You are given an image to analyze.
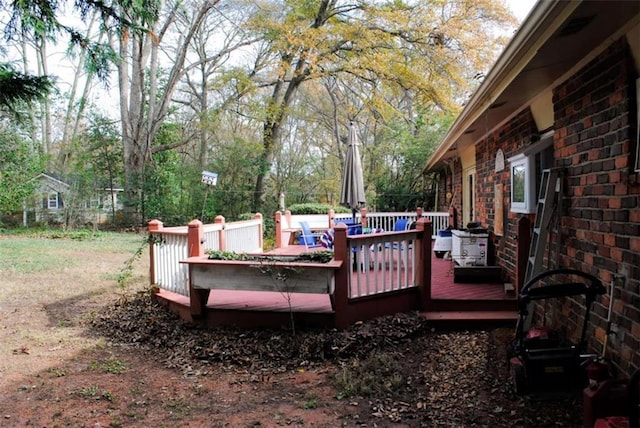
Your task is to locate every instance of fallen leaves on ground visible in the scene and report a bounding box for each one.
[90,291,584,426]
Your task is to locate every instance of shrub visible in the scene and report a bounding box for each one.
[287,203,350,215]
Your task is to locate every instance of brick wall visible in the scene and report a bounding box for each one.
[475,110,538,282]
[552,39,639,378]
[443,38,639,377]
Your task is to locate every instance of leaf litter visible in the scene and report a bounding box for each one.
[89,290,584,426]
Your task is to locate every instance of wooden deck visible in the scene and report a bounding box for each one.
[156,245,518,326]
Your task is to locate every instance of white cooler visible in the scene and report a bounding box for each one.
[451,230,488,266]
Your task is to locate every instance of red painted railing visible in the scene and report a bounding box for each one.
[179,218,433,329]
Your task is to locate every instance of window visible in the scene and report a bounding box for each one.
[508,131,554,214]
[47,192,59,209]
[508,154,535,213]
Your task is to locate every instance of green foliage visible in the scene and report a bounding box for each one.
[206,250,251,261]
[142,149,184,224]
[373,109,453,212]
[287,203,350,215]
[208,136,263,221]
[0,131,43,215]
[4,0,160,83]
[91,358,127,374]
[0,63,53,116]
[117,237,148,293]
[296,251,333,264]
[56,115,125,228]
[206,249,333,264]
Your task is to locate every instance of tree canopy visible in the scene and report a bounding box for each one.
[0,0,517,227]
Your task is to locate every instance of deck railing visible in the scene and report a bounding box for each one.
[347,230,418,299]
[177,219,432,329]
[276,208,449,248]
[148,214,263,296]
[148,210,437,302]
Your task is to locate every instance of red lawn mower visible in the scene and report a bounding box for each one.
[509,268,606,399]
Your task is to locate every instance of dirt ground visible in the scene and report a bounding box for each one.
[0,233,584,427]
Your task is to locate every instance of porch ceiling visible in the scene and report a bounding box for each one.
[426,0,640,171]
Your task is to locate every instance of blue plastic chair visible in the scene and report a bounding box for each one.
[385,218,410,250]
[298,221,323,250]
[392,218,409,232]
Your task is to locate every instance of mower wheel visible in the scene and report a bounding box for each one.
[511,363,526,395]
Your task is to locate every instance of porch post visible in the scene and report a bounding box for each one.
[333,224,350,329]
[448,206,458,229]
[215,215,226,251]
[360,208,368,228]
[285,210,292,229]
[275,211,283,248]
[187,219,209,318]
[187,219,204,257]
[254,213,263,251]
[516,216,532,295]
[415,218,432,310]
[148,219,163,286]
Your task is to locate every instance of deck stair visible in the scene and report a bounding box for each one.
[422,310,518,325]
[424,255,518,326]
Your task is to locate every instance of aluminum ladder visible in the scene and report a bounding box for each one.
[524,168,563,284]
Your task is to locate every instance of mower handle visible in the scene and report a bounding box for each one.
[516,268,606,353]
[520,268,605,300]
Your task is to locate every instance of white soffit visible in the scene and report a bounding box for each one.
[627,23,640,72]
[530,90,554,132]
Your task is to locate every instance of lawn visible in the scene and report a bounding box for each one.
[0,230,583,427]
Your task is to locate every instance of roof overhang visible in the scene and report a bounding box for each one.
[425,0,640,172]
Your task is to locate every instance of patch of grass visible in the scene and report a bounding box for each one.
[48,367,66,377]
[0,232,142,275]
[91,358,127,374]
[333,351,406,399]
[302,394,318,409]
[73,385,98,399]
[162,395,194,419]
[71,385,114,401]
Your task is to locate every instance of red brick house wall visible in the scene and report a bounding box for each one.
[552,39,639,377]
[437,38,639,377]
[475,110,538,282]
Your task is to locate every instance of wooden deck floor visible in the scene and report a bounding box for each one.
[430,255,510,300]
[157,246,516,318]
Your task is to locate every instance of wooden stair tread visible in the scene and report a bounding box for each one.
[422,310,518,321]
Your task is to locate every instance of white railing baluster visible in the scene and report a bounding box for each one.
[343,228,420,299]
[150,218,263,297]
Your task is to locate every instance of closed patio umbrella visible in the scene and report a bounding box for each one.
[340,121,366,222]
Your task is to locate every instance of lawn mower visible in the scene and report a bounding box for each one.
[509,268,606,399]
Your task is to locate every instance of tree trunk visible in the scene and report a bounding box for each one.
[117,1,217,225]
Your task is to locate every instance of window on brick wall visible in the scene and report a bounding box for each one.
[508,131,554,214]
